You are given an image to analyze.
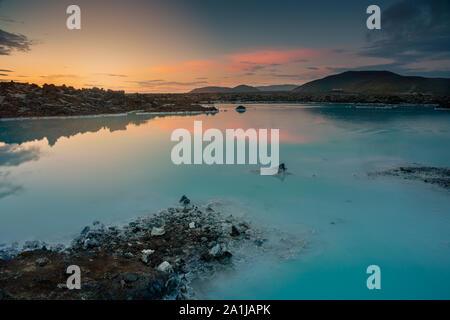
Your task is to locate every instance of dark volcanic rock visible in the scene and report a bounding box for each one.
[369,166,450,191]
[0,197,269,300]
[278,163,287,174]
[236,105,246,113]
[0,81,218,119]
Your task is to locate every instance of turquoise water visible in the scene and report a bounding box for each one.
[1,104,449,299]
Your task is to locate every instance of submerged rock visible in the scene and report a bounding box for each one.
[208,243,232,260]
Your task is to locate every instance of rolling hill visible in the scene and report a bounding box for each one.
[189,85,259,94]
[256,84,298,92]
[292,71,450,95]
[189,84,298,93]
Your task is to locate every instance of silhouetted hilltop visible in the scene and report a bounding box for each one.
[189,84,298,93]
[256,84,298,92]
[189,84,260,93]
[292,71,450,95]
[232,85,260,93]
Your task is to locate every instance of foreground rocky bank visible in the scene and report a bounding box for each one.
[0,197,304,300]
[0,82,217,119]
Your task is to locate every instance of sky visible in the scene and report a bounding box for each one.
[1,0,449,93]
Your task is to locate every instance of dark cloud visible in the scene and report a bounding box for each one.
[307,67,319,70]
[362,0,450,67]
[0,69,12,72]
[0,28,32,55]
[0,144,40,166]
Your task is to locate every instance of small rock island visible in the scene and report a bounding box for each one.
[235,105,246,113]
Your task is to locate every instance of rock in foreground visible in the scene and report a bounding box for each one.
[0,198,281,300]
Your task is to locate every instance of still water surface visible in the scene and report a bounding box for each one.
[0,104,449,299]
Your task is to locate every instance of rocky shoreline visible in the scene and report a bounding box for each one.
[2,81,449,119]
[368,166,450,191]
[0,82,218,119]
[0,196,303,300]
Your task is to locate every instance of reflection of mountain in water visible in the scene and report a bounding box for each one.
[302,104,443,124]
[0,114,160,146]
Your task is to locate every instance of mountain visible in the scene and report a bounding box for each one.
[256,84,298,92]
[188,86,234,93]
[292,71,450,95]
[232,85,260,93]
[189,84,298,93]
[189,85,259,94]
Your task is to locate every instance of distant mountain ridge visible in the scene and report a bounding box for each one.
[256,84,298,92]
[189,85,257,93]
[189,84,297,93]
[189,71,450,95]
[292,71,450,95]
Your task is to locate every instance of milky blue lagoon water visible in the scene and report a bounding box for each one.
[1,104,449,299]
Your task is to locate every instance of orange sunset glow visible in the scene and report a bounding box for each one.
[0,0,405,93]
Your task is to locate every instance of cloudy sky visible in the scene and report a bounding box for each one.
[1,0,449,92]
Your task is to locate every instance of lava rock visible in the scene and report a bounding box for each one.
[151,227,166,236]
[123,273,138,283]
[179,195,191,206]
[236,105,246,113]
[157,261,173,273]
[278,163,287,174]
[35,257,50,267]
[141,249,155,264]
